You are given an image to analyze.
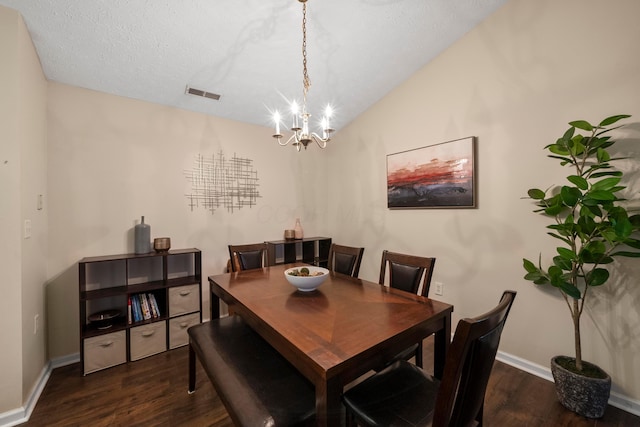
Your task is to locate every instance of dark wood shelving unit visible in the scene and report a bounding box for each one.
[78,248,202,375]
[265,237,331,268]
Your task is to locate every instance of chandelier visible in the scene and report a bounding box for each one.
[272,0,334,151]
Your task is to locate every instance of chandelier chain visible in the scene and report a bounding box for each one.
[271,0,333,151]
[302,2,310,106]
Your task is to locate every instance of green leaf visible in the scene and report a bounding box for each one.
[561,186,581,207]
[561,127,576,141]
[558,281,582,299]
[548,265,564,279]
[545,205,564,216]
[547,232,571,244]
[591,177,621,191]
[594,255,614,264]
[557,247,576,260]
[567,175,588,190]
[549,145,570,156]
[622,237,640,249]
[577,215,596,234]
[611,251,640,258]
[599,114,630,126]
[524,272,538,280]
[584,204,603,217]
[569,120,593,131]
[548,155,576,166]
[588,190,616,201]
[590,171,622,178]
[597,148,611,163]
[523,258,538,273]
[527,189,545,199]
[584,240,606,256]
[580,246,610,264]
[581,196,599,207]
[614,217,633,238]
[587,268,609,287]
[552,255,572,271]
[570,140,585,156]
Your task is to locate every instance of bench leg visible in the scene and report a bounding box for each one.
[188,343,196,394]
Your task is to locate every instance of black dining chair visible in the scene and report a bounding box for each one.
[379,250,436,297]
[343,290,517,427]
[327,243,365,278]
[227,243,268,272]
[379,250,436,368]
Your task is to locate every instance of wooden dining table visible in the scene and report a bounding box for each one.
[208,264,453,427]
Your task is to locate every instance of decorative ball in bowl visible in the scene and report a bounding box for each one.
[284,266,330,292]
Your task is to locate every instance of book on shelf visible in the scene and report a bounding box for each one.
[127,297,132,324]
[132,294,142,322]
[140,294,151,320]
[129,293,162,322]
[149,293,161,318]
[146,293,155,318]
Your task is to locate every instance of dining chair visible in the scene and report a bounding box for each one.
[379,250,436,297]
[379,250,436,367]
[327,243,365,278]
[227,243,268,272]
[343,290,517,427]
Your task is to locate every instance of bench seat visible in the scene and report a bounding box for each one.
[188,316,316,426]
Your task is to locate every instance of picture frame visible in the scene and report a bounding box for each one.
[386,136,476,209]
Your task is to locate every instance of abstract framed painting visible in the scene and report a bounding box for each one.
[387,136,476,209]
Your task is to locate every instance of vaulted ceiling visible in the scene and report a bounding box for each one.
[1,0,507,132]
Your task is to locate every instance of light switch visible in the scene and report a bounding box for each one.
[24,219,31,239]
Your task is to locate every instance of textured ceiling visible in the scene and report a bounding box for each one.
[1,0,507,133]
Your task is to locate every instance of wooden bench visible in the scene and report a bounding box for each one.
[188,316,316,426]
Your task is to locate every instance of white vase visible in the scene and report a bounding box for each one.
[294,218,304,239]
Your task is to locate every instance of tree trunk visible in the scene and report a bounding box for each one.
[573,299,582,371]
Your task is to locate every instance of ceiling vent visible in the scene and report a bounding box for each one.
[185,86,221,101]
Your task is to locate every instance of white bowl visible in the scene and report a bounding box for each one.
[284,266,330,292]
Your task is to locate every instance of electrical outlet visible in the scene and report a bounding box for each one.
[434,281,444,296]
[34,314,40,334]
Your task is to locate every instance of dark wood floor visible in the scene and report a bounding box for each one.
[23,337,639,426]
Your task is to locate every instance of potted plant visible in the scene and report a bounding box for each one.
[522,114,640,418]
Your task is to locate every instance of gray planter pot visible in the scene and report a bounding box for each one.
[550,356,611,418]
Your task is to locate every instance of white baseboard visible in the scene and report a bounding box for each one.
[0,353,79,427]
[50,352,80,369]
[0,361,51,427]
[497,351,640,417]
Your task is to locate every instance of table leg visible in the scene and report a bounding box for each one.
[315,377,343,427]
[433,314,451,379]
[209,280,220,320]
[188,343,196,394]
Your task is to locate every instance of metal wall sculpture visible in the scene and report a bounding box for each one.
[185,151,260,214]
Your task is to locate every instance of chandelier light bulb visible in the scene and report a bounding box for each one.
[291,101,300,129]
[273,111,281,136]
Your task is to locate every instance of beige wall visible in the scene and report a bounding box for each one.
[0,4,48,414]
[326,0,640,403]
[46,83,325,358]
[3,0,640,417]
[0,5,24,413]
[18,8,48,404]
